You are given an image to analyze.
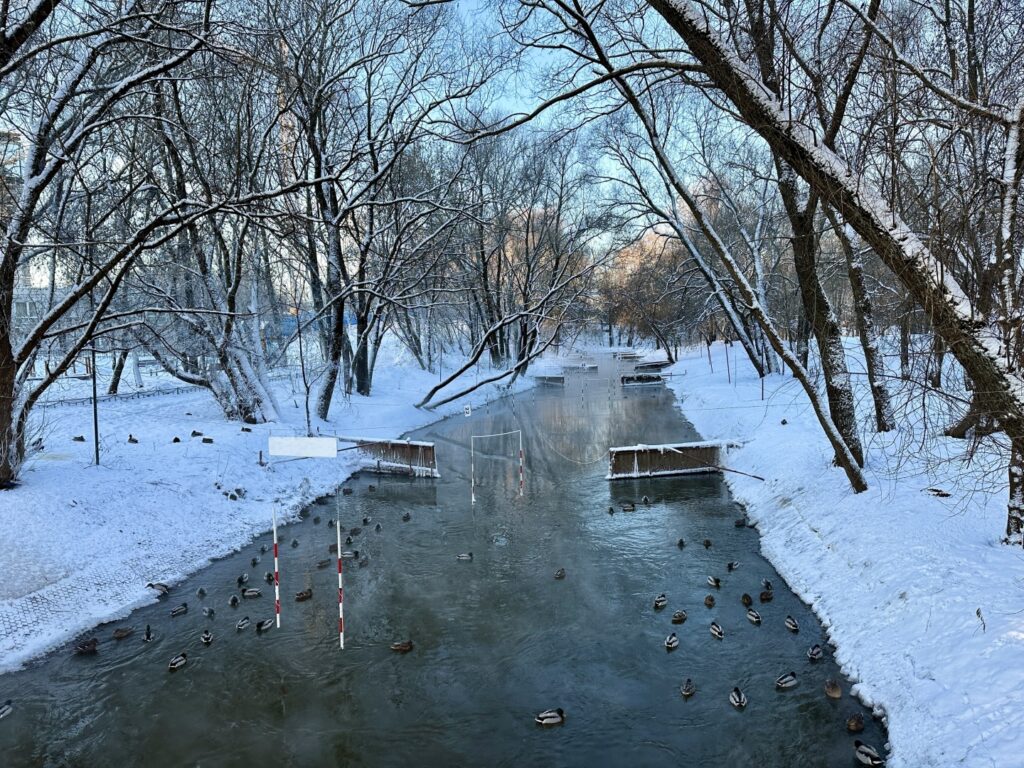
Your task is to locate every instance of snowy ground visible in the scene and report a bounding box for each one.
[667,341,1024,768]
[0,343,528,673]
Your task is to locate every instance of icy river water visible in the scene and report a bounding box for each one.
[0,354,884,766]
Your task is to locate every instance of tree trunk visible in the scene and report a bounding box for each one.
[107,349,129,396]
[316,297,346,420]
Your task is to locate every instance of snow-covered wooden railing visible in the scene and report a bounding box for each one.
[606,440,742,479]
[336,435,440,479]
[633,359,673,372]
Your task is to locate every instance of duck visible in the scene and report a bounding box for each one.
[291,539,299,548]
[127,434,138,444]
[761,578,773,591]
[741,593,753,607]
[784,615,799,633]
[390,639,414,653]
[345,536,354,545]
[201,630,213,646]
[641,495,650,504]
[704,594,715,609]
[0,699,11,720]
[74,638,99,655]
[167,652,187,671]
[456,552,473,561]
[202,607,215,619]
[664,632,679,650]
[228,595,239,608]
[653,593,668,610]
[170,602,188,617]
[316,560,330,569]
[534,708,565,726]
[295,588,313,602]
[729,687,747,709]
[112,627,134,640]
[775,671,798,689]
[746,608,761,625]
[847,713,865,733]
[807,644,823,661]
[375,523,382,532]
[402,512,411,522]
[825,679,842,699]
[734,518,747,528]
[143,625,154,643]
[241,587,262,599]
[676,538,685,549]
[260,544,268,554]
[251,556,260,567]
[671,609,687,625]
[256,619,274,633]
[853,740,884,766]
[264,572,274,585]
[313,516,321,525]
[679,679,696,698]
[607,506,615,515]
[622,502,636,512]
[146,582,170,596]
[726,561,740,572]
[236,617,251,631]
[759,590,774,603]
[196,587,206,598]
[236,573,249,587]
[554,568,566,580]
[342,487,353,496]
[341,550,359,560]
[327,519,336,528]
[709,621,724,640]
[707,576,721,588]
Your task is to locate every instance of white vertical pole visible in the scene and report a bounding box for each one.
[273,510,281,628]
[336,512,344,649]
[518,431,524,497]
[470,436,476,505]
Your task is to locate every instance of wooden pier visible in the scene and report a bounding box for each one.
[606,440,741,479]
[337,436,440,478]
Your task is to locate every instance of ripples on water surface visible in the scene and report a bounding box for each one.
[0,356,885,766]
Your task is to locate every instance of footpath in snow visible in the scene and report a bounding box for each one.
[0,347,526,673]
[668,342,1024,768]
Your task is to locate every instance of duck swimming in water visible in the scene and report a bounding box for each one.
[825,679,842,699]
[265,572,274,585]
[726,561,740,572]
[196,587,206,598]
[741,593,753,607]
[607,506,615,515]
[316,560,330,569]
[676,538,685,549]
[228,595,239,608]
[707,576,721,588]
[642,495,650,504]
[327,519,336,528]
[664,632,679,650]
[703,539,712,549]
[679,679,696,698]
[260,544,268,554]
[295,588,313,602]
[729,687,747,709]
[112,627,134,640]
[236,573,248,587]
[256,619,274,633]
[375,523,382,532]
[534,708,565,726]
[456,552,473,561]
[241,587,262,599]
[201,630,213,646]
[775,671,798,689]
[622,502,636,512]
[761,578,773,591]
[704,594,715,608]
[0,700,11,720]
[74,638,98,655]
[847,713,865,733]
[807,644,823,661]
[363,516,371,525]
[170,603,188,618]
[251,556,260,567]
[759,590,774,603]
[291,539,299,548]
[341,550,359,560]
[671,609,687,625]
[236,617,251,631]
[853,740,884,766]
[167,653,187,672]
[402,512,411,522]
[202,607,215,619]
[554,568,566,580]
[710,621,724,640]
[784,615,799,633]
[653,593,668,610]
[746,608,761,625]
[345,536,353,545]
[143,625,153,643]
[390,640,414,653]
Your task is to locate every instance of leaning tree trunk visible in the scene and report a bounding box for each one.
[107,350,129,396]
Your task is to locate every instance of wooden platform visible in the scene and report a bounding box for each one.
[337,436,440,478]
[606,440,741,479]
[621,373,665,386]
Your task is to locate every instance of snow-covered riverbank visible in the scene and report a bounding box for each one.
[668,342,1023,768]
[0,347,525,673]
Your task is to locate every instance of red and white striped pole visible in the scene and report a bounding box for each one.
[518,432,524,497]
[272,510,281,628]
[336,512,344,649]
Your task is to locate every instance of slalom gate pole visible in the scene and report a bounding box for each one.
[519,432,524,497]
[336,512,344,649]
[273,510,281,628]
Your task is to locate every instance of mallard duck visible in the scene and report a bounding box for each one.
[236,617,250,630]
[236,573,248,587]
[127,434,138,444]
[143,625,153,643]
[170,603,187,617]
[608,506,615,515]
[316,559,330,569]
[0,699,11,720]
[676,538,685,549]
[825,679,842,699]
[295,588,313,602]
[375,523,382,532]
[390,639,414,653]
[345,536,354,545]
[847,713,865,733]
[313,516,321,525]
[341,550,359,560]
[807,644,823,661]
[734,518,747,528]
[402,512,411,522]
[671,609,687,625]
[775,671,798,689]
[704,594,715,608]
[327,519,336,528]
[291,539,299,548]
[196,587,206,598]
[228,595,239,607]
[251,556,260,567]
[761,578,773,591]
[358,556,369,568]
[342,487,353,496]
[167,652,187,671]
[746,608,761,625]
[256,619,274,633]
[534,708,565,726]
[853,740,884,766]
[622,502,636,512]
[759,590,774,603]
[554,568,566,580]
[260,544,268,554]
[241,587,262,599]
[703,539,712,549]
[741,593,753,607]
[664,632,679,650]
[112,627,134,640]
[707,576,721,588]
[729,687,747,709]
[726,561,740,572]
[202,607,215,619]
[74,638,98,655]
[264,572,274,585]
[456,552,473,561]
[654,593,668,610]
[362,516,371,525]
[642,495,650,504]
[784,615,799,633]
[679,678,696,698]
[146,582,170,596]
[201,630,213,646]
[710,621,724,640]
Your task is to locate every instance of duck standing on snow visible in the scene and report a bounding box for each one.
[456,552,473,561]
[729,688,747,709]
[534,708,565,726]
[853,740,884,766]
[201,630,213,646]
[775,671,798,689]
[784,615,799,633]
[167,653,187,671]
[170,603,188,617]
[679,679,696,698]
[710,621,724,640]
[664,632,679,650]
[146,582,170,596]
[653,594,668,610]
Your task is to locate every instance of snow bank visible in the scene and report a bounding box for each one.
[0,343,529,673]
[669,341,1023,768]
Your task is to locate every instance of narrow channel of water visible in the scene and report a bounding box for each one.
[0,354,885,766]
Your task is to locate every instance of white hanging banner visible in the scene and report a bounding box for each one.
[268,436,337,458]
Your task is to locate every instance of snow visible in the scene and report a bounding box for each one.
[667,340,1024,768]
[0,341,529,673]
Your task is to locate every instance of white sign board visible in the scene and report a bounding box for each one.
[463,404,472,417]
[268,436,338,458]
